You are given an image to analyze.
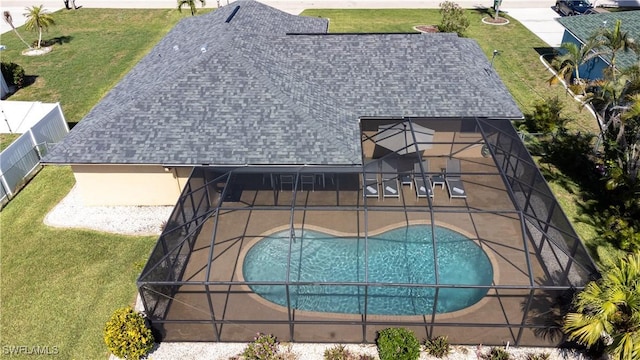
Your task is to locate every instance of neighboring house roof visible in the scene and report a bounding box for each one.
[557,10,640,70]
[43,0,523,167]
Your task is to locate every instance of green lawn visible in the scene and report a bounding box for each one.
[0,9,186,124]
[0,166,157,359]
[0,133,21,151]
[0,7,598,358]
[0,9,183,359]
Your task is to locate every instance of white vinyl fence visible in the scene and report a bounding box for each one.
[0,103,68,207]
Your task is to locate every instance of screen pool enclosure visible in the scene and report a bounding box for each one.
[137,117,598,346]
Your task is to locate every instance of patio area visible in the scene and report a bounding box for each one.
[138,118,598,346]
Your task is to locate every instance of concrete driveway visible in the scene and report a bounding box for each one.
[502,5,565,47]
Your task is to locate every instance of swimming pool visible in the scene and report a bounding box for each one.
[242,225,493,315]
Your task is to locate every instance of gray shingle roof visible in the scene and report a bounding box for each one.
[557,10,640,70]
[44,0,522,166]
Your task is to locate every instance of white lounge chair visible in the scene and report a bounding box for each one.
[362,163,380,199]
[445,159,467,199]
[413,160,433,199]
[382,159,399,198]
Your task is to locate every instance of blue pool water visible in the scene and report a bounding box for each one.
[243,225,493,315]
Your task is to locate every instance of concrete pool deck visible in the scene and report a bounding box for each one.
[148,155,559,346]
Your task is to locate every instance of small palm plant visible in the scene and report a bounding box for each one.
[178,0,206,16]
[563,253,640,360]
[23,5,55,49]
[549,40,599,95]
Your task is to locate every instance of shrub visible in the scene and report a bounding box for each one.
[242,333,280,360]
[523,97,567,135]
[1,61,25,89]
[437,1,470,37]
[424,336,450,358]
[589,205,640,253]
[103,306,154,360]
[484,347,510,360]
[376,327,421,360]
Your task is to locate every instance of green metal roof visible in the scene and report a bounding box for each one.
[557,10,640,70]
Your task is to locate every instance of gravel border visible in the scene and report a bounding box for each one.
[108,342,591,360]
[44,185,173,236]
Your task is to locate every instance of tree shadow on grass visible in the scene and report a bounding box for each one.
[538,131,603,196]
[532,131,620,261]
[22,75,38,87]
[536,130,640,260]
[42,35,73,47]
[539,164,580,194]
[534,47,558,58]
[471,6,493,16]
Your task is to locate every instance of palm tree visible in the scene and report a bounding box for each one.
[3,11,32,50]
[23,5,55,49]
[493,0,502,20]
[590,20,638,78]
[584,62,640,189]
[550,40,600,95]
[563,253,640,360]
[177,0,206,16]
[585,80,638,193]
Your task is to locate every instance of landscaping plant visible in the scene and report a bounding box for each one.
[23,5,55,49]
[522,97,568,135]
[484,347,510,360]
[324,345,351,360]
[563,253,640,360]
[103,306,154,360]
[242,333,281,360]
[177,0,206,16]
[1,61,25,89]
[323,344,375,360]
[375,327,421,360]
[526,352,551,360]
[424,335,451,358]
[437,1,469,37]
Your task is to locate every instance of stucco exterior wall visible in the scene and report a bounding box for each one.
[71,165,193,206]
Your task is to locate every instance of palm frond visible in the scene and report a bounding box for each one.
[564,312,608,346]
[610,332,640,360]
